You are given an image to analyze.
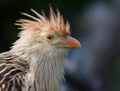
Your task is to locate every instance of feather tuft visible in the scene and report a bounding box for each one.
[16,7,71,36]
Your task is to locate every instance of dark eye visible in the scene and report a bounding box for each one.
[46,35,54,41]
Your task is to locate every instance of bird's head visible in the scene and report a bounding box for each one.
[15,7,81,52]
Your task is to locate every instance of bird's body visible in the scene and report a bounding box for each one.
[0,7,81,91]
[0,45,67,91]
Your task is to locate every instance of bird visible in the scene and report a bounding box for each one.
[0,7,81,91]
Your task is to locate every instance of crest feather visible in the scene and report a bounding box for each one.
[15,7,71,36]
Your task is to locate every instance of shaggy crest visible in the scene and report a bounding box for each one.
[15,7,71,36]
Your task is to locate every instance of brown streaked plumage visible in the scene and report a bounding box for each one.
[0,7,81,91]
[0,52,28,91]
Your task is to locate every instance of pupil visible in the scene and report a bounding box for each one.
[48,36,52,39]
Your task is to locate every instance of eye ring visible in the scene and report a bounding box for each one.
[46,35,54,41]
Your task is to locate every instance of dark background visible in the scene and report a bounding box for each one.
[0,0,120,91]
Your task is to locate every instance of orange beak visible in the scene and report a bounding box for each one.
[57,36,81,48]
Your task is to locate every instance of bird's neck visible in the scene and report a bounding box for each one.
[11,43,68,91]
[28,52,65,91]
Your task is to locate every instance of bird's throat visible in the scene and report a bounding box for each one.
[26,48,68,91]
[11,42,68,91]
